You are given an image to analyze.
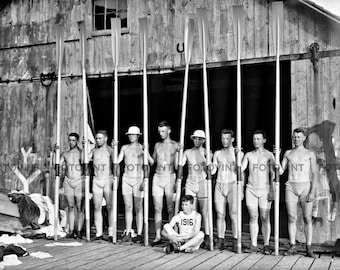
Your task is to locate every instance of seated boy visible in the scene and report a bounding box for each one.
[161,195,204,253]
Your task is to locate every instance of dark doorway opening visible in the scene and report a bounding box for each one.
[88,61,291,238]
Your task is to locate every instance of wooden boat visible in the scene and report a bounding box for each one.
[0,190,23,233]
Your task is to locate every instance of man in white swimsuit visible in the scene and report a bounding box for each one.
[117,126,153,243]
[212,129,244,251]
[280,128,317,258]
[182,129,210,248]
[89,130,114,241]
[152,121,178,245]
[60,132,84,239]
[241,130,274,254]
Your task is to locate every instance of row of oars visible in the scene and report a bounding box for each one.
[53,3,283,255]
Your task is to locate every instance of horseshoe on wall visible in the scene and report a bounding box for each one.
[176,42,184,53]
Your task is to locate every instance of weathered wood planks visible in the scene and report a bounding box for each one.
[6,238,337,270]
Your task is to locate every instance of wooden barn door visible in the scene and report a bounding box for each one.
[88,60,291,236]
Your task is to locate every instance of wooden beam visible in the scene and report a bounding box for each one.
[2,49,340,84]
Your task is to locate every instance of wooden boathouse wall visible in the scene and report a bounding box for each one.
[291,57,340,244]
[0,0,340,243]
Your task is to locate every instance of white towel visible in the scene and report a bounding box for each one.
[30,251,53,259]
[45,242,82,247]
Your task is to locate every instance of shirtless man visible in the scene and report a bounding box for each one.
[212,129,243,251]
[151,121,178,245]
[182,129,210,248]
[280,128,317,257]
[117,126,154,243]
[162,195,204,253]
[60,132,84,239]
[89,130,114,241]
[241,130,274,254]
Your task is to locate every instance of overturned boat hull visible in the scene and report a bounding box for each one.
[0,192,23,233]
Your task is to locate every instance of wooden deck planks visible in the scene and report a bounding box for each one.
[231,253,265,270]
[46,243,133,270]
[118,247,166,269]
[129,254,168,270]
[133,251,188,270]
[1,238,336,270]
[157,250,208,270]
[272,255,301,270]
[170,249,219,270]
[329,257,340,270]
[191,251,234,270]
[10,242,96,270]
[18,241,107,270]
[291,256,316,270]
[71,244,141,270]
[309,254,332,270]
[212,252,250,269]
[95,246,162,270]
[250,254,284,270]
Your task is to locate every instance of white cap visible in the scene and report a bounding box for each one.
[190,130,206,139]
[126,126,142,135]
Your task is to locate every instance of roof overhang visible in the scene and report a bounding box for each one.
[0,0,11,12]
[298,0,340,24]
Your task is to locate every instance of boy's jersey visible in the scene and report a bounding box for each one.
[177,211,197,236]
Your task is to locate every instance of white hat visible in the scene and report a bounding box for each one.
[2,254,22,266]
[190,130,206,139]
[126,126,142,135]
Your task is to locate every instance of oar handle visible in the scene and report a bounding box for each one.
[175,161,184,214]
[236,165,242,253]
[143,164,150,178]
[143,164,149,246]
[274,166,280,255]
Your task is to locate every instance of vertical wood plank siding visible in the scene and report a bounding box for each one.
[291,57,340,243]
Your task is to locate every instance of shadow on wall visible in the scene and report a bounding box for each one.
[297,120,340,243]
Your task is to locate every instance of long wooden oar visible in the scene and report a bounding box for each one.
[139,17,149,246]
[47,151,53,197]
[110,17,121,244]
[174,14,195,215]
[78,21,90,242]
[54,22,64,241]
[233,5,245,254]
[272,1,283,256]
[87,88,95,132]
[197,8,213,251]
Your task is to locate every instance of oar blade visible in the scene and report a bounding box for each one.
[196,8,209,58]
[55,24,64,69]
[77,21,86,69]
[139,18,148,65]
[111,18,121,68]
[184,14,195,64]
[272,1,283,53]
[232,5,245,50]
